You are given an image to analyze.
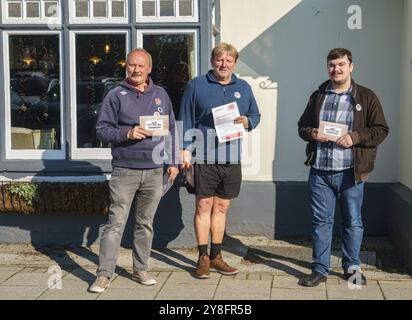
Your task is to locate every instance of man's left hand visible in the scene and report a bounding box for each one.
[167,167,179,183]
[336,134,354,149]
[234,116,249,129]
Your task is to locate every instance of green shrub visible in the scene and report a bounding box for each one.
[9,183,40,206]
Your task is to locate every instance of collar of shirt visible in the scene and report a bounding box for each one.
[325,82,353,96]
[125,77,150,95]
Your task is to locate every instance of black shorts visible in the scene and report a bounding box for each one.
[194,162,242,199]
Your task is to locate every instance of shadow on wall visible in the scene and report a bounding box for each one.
[0,159,185,282]
[235,0,401,239]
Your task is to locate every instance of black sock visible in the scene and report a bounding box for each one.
[198,245,208,257]
[210,243,222,260]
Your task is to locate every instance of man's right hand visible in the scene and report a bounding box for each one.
[311,128,328,142]
[181,150,192,169]
[127,126,148,140]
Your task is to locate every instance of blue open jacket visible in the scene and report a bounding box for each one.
[96,78,178,169]
[179,70,261,163]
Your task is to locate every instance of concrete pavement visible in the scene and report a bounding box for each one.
[0,236,411,300]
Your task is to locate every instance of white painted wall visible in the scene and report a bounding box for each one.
[400,0,412,190]
[220,0,402,183]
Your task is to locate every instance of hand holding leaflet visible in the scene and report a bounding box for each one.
[211,102,245,143]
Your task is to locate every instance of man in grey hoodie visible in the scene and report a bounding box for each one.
[89,48,179,293]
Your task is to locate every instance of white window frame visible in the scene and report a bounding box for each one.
[137,0,198,22]
[2,0,62,24]
[69,29,130,159]
[3,30,65,160]
[69,0,129,24]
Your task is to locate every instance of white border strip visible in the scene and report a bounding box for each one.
[0,175,111,182]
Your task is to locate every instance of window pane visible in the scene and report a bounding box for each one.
[179,0,192,16]
[142,0,155,16]
[8,2,22,18]
[9,35,61,150]
[159,0,174,16]
[143,33,194,117]
[75,34,126,148]
[93,1,107,17]
[75,0,89,17]
[44,1,59,18]
[26,2,41,18]
[112,0,125,17]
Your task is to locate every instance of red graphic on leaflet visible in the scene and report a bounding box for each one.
[224,132,243,140]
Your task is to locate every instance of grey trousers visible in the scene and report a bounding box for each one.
[97,166,163,278]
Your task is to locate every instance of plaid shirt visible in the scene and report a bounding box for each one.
[313,84,354,171]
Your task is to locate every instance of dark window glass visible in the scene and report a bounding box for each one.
[9,34,61,150]
[143,33,195,118]
[75,34,126,148]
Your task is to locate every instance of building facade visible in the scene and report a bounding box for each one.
[0,0,213,169]
[1,1,412,269]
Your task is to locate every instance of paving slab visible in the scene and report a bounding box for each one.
[155,283,217,300]
[110,273,165,289]
[97,288,161,300]
[326,283,384,300]
[166,271,221,285]
[378,281,412,300]
[0,286,46,300]
[272,276,325,290]
[214,292,270,300]
[37,280,96,300]
[0,266,24,279]
[270,288,327,300]
[215,279,271,295]
[1,272,54,288]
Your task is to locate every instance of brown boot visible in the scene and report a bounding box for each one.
[210,254,239,275]
[195,255,210,279]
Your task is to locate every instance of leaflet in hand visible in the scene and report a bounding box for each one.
[318,121,348,142]
[139,115,169,136]
[211,102,245,143]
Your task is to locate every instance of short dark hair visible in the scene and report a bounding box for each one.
[327,48,353,64]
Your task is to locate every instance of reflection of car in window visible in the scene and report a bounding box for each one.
[10,89,30,127]
[11,77,50,105]
[76,79,121,147]
[12,77,121,148]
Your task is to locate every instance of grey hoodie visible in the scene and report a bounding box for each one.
[96,78,178,169]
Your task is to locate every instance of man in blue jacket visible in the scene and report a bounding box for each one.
[89,48,179,293]
[180,43,261,279]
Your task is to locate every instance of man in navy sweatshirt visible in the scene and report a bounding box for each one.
[89,48,179,293]
[180,43,261,279]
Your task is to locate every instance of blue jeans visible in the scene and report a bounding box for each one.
[309,167,364,276]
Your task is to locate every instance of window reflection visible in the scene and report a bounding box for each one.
[143,33,195,118]
[9,34,60,150]
[75,34,126,148]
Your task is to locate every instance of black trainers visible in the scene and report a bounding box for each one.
[299,271,327,287]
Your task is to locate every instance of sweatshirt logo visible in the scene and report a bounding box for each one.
[355,104,362,111]
[120,91,127,95]
[234,92,241,99]
[157,106,164,113]
[155,98,162,105]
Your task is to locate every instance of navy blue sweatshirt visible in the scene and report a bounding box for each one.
[179,70,261,162]
[96,78,178,169]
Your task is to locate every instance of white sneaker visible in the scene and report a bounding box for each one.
[88,276,111,293]
[132,271,157,286]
